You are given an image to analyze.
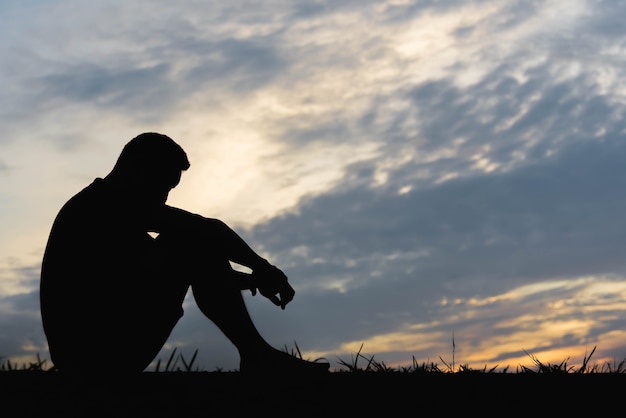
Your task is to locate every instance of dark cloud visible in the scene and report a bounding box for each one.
[41,63,172,109]
[489,0,544,32]
[251,134,626,284]
[0,288,47,362]
[406,67,615,168]
[581,0,626,38]
[7,264,41,291]
[179,36,286,93]
[307,0,496,25]
[27,34,287,126]
[0,263,47,363]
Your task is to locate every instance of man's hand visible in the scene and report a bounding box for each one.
[251,264,295,310]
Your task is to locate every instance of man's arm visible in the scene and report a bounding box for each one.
[150,205,295,308]
[150,205,268,268]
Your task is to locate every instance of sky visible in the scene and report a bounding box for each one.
[2,0,626,372]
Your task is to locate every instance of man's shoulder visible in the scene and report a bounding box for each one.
[58,178,109,211]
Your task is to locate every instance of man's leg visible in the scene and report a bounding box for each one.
[118,271,190,373]
[113,233,192,373]
[190,262,273,361]
[190,267,329,374]
[156,226,328,374]
[154,230,276,362]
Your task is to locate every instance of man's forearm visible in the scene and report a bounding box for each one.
[154,205,272,271]
[209,217,271,270]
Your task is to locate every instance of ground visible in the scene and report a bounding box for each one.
[1,371,623,416]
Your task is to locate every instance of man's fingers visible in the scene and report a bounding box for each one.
[252,264,295,309]
[281,291,294,305]
[268,294,281,306]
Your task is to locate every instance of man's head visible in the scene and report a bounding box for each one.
[107,132,190,204]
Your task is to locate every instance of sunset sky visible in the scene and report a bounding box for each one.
[2,0,626,372]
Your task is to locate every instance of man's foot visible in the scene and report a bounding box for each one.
[240,349,330,375]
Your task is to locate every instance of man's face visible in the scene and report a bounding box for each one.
[139,167,182,206]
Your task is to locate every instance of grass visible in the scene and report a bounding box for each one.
[153,347,200,372]
[4,343,625,374]
[0,352,50,372]
[2,344,625,415]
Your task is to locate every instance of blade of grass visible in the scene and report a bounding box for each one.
[165,347,177,372]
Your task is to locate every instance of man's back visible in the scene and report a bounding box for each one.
[40,178,156,370]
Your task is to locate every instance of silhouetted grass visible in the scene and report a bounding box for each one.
[153,347,201,372]
[0,353,50,372]
[2,344,625,416]
[2,343,626,374]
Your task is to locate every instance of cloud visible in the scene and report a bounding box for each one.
[3,0,626,371]
[170,0,626,368]
[0,259,42,296]
[234,82,626,366]
[250,134,626,290]
[40,64,173,111]
[0,276,47,364]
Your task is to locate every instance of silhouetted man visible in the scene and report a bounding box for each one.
[40,132,329,375]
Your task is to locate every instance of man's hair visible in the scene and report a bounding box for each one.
[111,132,190,175]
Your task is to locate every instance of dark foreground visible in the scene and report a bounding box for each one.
[2,371,624,417]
